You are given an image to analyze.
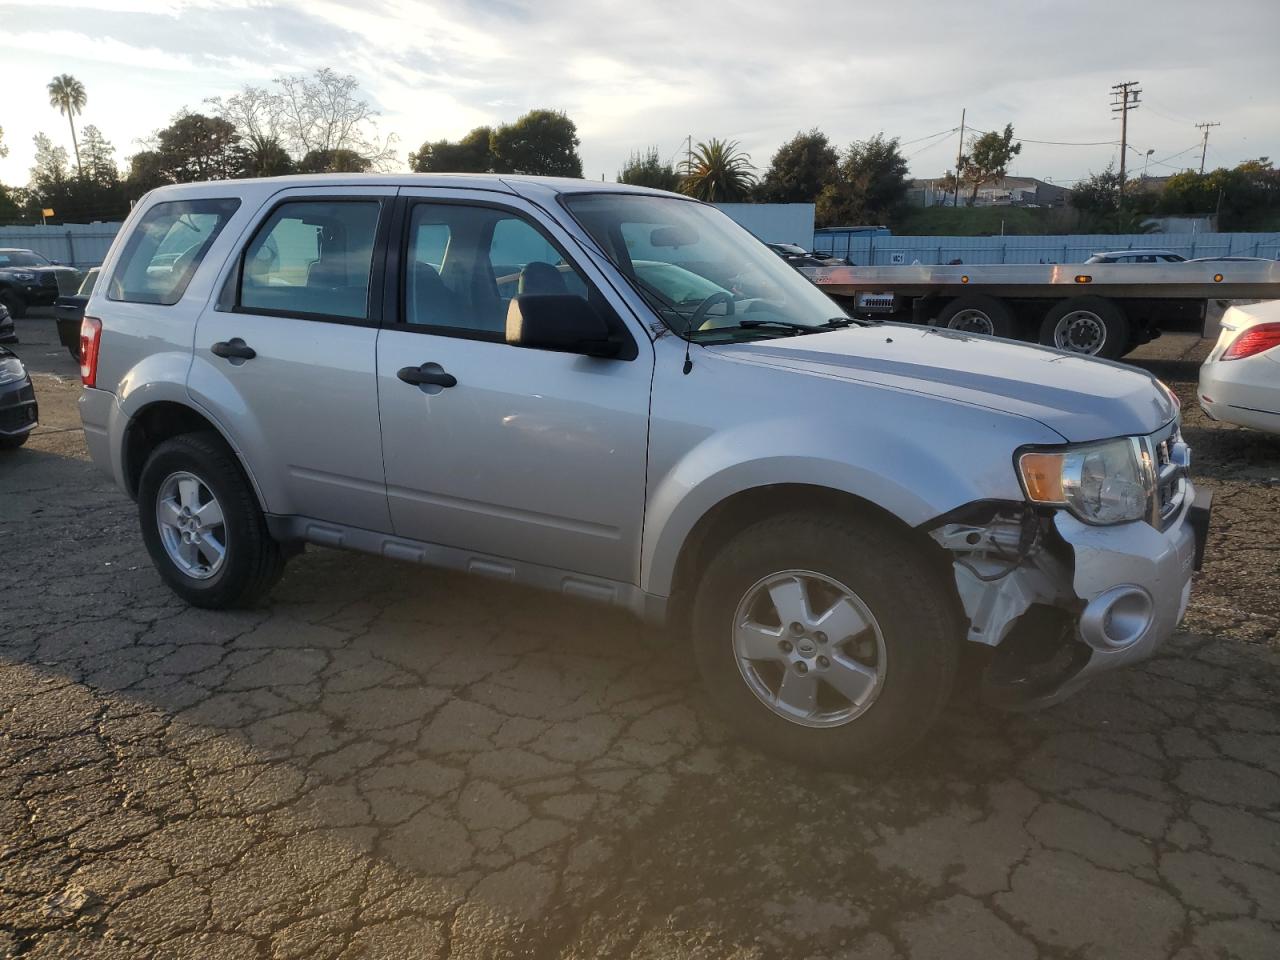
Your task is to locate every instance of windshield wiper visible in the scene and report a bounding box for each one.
[706,317,868,337]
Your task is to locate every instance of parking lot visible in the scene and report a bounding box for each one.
[2,314,1278,960]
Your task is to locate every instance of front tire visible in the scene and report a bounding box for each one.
[0,432,30,450]
[691,512,960,769]
[137,432,285,608]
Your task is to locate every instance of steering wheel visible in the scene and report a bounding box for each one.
[686,290,735,333]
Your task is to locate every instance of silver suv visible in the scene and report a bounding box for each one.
[79,175,1211,766]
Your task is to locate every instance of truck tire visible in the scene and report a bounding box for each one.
[0,432,30,450]
[137,431,285,609]
[0,289,26,320]
[1039,297,1130,359]
[936,295,1016,339]
[691,512,960,769]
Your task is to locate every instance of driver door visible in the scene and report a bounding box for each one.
[375,190,654,585]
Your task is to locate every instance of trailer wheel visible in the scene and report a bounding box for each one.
[1039,297,1130,359]
[936,295,1016,339]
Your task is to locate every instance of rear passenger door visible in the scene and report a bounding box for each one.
[188,186,395,532]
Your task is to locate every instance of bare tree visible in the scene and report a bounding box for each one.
[208,69,397,172]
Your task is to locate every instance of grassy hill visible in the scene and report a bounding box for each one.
[892,206,1073,236]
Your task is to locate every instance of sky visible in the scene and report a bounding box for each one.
[2,0,1279,190]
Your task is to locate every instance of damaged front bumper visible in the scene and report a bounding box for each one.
[929,484,1211,709]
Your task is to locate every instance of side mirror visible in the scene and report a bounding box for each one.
[506,295,618,357]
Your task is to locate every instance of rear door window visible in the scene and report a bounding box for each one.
[239,200,382,321]
[108,198,240,305]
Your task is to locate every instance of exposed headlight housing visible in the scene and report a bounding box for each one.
[1018,437,1152,525]
[0,356,27,386]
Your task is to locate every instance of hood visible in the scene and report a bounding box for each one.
[0,264,77,275]
[714,324,1176,442]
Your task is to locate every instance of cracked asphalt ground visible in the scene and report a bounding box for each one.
[2,313,1279,960]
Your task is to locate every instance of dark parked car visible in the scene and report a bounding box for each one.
[0,301,14,344]
[54,267,99,361]
[766,242,848,269]
[0,345,38,450]
[0,248,81,318]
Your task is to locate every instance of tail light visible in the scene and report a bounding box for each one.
[80,316,102,386]
[1222,322,1280,361]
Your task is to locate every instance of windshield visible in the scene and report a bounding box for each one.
[0,250,50,268]
[562,194,847,339]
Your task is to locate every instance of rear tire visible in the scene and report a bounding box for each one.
[937,295,1017,339]
[691,512,960,769]
[66,342,81,362]
[1039,296,1130,359]
[137,432,285,608]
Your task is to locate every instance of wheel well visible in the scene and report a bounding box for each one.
[122,402,243,500]
[667,484,952,631]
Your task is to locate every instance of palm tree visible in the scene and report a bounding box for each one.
[679,139,756,201]
[47,74,87,177]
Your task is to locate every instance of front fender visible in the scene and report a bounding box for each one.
[641,403,1056,598]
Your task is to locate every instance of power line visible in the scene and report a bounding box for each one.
[967,125,1118,147]
[898,126,959,147]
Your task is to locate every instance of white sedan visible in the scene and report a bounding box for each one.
[1199,299,1280,434]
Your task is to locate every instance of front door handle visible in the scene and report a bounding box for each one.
[397,364,457,388]
[211,338,256,361]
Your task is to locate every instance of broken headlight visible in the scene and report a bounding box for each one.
[1017,438,1151,525]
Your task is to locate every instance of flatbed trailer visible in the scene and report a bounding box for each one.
[805,260,1280,358]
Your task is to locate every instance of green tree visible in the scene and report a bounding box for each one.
[124,149,171,197]
[128,113,242,189]
[491,110,583,177]
[757,129,838,202]
[1070,165,1122,214]
[0,125,8,160]
[408,126,495,173]
[47,74,87,177]
[239,134,294,177]
[29,133,71,192]
[79,125,118,187]
[296,148,371,173]
[617,146,680,190]
[679,138,756,201]
[816,134,909,226]
[958,124,1022,206]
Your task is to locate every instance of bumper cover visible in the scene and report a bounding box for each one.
[0,377,38,437]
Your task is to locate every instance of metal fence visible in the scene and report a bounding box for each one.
[811,231,1280,266]
[0,223,123,270]
[5,221,1279,272]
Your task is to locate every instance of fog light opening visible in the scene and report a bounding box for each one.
[1080,586,1154,651]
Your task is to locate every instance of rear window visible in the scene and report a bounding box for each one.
[108,198,240,305]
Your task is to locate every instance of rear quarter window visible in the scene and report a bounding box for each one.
[108,198,240,305]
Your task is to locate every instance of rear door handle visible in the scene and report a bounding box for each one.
[211,338,256,361]
[397,364,457,388]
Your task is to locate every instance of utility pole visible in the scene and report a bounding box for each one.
[1110,81,1142,203]
[1196,121,1220,174]
[952,108,966,208]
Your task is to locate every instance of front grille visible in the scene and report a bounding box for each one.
[1145,420,1188,530]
